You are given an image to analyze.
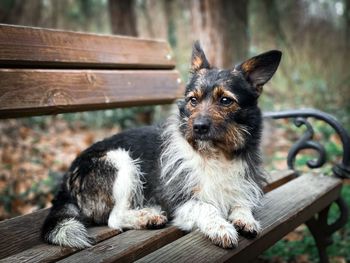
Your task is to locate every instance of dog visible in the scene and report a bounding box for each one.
[41,42,281,249]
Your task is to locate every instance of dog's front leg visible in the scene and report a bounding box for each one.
[172,200,238,248]
[229,206,261,239]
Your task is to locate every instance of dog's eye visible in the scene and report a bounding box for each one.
[220,97,234,106]
[189,97,198,106]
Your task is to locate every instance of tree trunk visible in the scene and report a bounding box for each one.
[0,0,43,26]
[163,0,176,46]
[190,0,248,68]
[137,0,168,39]
[345,0,350,50]
[108,0,137,36]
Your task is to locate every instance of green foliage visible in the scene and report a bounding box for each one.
[263,231,319,262]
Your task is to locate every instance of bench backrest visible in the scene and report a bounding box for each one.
[0,24,183,119]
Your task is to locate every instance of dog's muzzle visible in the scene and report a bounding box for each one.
[193,116,211,136]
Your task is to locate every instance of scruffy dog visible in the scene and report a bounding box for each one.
[42,42,281,249]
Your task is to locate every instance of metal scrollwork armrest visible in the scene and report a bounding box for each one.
[263,108,350,179]
[264,108,349,262]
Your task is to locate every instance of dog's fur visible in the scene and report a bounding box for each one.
[42,42,282,249]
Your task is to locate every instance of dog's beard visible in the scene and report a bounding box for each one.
[196,140,213,152]
[184,131,218,155]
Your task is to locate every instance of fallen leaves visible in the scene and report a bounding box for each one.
[0,118,119,220]
[283,225,306,242]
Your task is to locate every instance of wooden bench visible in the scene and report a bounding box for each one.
[0,24,349,263]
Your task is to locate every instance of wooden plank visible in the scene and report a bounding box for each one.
[0,209,49,259]
[0,24,175,69]
[0,69,183,119]
[0,208,119,260]
[56,227,184,263]
[0,208,182,263]
[136,174,342,263]
[0,227,120,263]
[263,170,296,193]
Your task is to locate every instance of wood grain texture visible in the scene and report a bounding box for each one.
[0,69,183,118]
[0,218,183,263]
[0,24,175,69]
[263,170,297,193]
[0,208,49,259]
[136,175,342,263]
[0,227,120,263]
[56,227,184,263]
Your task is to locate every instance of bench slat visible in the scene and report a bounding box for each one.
[0,209,49,259]
[56,227,183,263]
[0,69,182,119]
[0,24,175,69]
[136,175,342,263]
[0,226,120,263]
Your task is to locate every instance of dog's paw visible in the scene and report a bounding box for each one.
[205,224,238,249]
[145,214,168,229]
[232,217,260,239]
[136,209,168,229]
[107,216,123,232]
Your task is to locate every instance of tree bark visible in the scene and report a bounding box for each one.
[137,0,168,39]
[345,0,350,49]
[0,0,43,26]
[108,0,137,36]
[190,0,248,68]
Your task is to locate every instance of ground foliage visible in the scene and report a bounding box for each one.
[0,117,120,219]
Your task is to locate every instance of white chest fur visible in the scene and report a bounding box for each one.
[194,156,249,214]
[160,119,262,217]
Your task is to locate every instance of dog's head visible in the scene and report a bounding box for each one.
[177,41,282,158]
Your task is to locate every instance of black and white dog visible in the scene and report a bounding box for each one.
[42,42,281,249]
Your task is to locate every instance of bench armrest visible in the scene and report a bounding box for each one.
[263,108,350,179]
[263,108,350,237]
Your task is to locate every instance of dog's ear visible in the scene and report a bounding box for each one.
[234,50,282,96]
[191,41,210,72]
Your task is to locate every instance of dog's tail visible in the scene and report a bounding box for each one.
[41,191,94,248]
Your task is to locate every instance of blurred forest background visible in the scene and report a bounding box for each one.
[0,0,350,262]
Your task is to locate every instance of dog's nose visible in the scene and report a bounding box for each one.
[193,117,211,135]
